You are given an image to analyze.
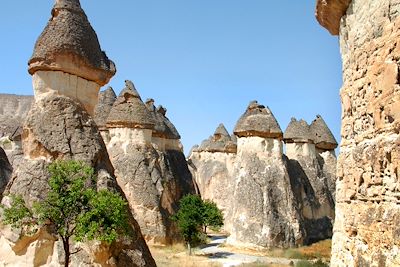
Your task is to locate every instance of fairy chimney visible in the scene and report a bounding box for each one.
[145,99,182,151]
[310,115,338,152]
[106,80,155,146]
[233,101,283,157]
[283,118,316,159]
[28,0,116,114]
[93,86,117,144]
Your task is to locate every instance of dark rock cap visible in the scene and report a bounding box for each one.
[214,123,230,138]
[315,0,351,35]
[310,115,338,150]
[196,124,237,153]
[283,118,313,143]
[106,80,155,129]
[234,101,282,139]
[93,87,117,130]
[28,0,116,86]
[145,99,181,139]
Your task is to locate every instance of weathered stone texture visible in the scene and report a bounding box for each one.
[190,106,338,249]
[331,0,400,265]
[0,147,12,197]
[316,0,352,35]
[1,94,156,267]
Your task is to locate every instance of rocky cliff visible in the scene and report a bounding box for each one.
[102,81,195,244]
[189,102,338,248]
[0,0,156,266]
[316,0,400,266]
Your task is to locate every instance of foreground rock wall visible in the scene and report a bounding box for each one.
[329,0,400,265]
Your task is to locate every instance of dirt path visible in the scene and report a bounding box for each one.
[196,235,296,267]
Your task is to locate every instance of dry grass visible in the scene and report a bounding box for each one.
[222,239,331,261]
[149,243,222,267]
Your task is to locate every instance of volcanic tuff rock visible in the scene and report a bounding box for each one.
[190,103,338,248]
[1,94,156,267]
[317,0,400,266]
[104,82,195,244]
[28,0,116,85]
[189,124,237,231]
[0,0,156,266]
[315,0,352,35]
[0,147,12,198]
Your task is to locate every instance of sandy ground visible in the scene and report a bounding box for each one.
[149,235,296,267]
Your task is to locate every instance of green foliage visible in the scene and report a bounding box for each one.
[296,260,329,267]
[1,195,35,233]
[202,200,224,231]
[75,189,131,243]
[1,160,131,266]
[172,194,204,245]
[172,194,224,252]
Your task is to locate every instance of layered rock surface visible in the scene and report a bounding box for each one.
[317,0,400,266]
[2,95,155,266]
[189,102,338,248]
[0,0,156,266]
[103,81,195,244]
[189,124,237,231]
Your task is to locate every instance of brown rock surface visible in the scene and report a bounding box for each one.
[315,0,352,35]
[320,0,400,265]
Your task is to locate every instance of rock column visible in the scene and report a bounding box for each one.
[0,1,155,266]
[227,101,304,248]
[317,0,400,265]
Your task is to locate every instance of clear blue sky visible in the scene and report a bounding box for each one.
[0,1,342,155]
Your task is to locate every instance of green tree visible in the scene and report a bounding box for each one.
[1,160,130,267]
[202,200,224,233]
[172,195,224,255]
[171,194,204,255]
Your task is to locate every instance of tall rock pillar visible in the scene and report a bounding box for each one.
[0,1,156,266]
[227,101,305,248]
[317,0,400,265]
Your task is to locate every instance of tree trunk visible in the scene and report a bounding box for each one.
[62,237,70,267]
[187,242,192,256]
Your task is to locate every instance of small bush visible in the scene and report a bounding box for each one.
[296,259,329,267]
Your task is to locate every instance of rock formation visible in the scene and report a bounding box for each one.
[104,81,195,244]
[0,147,12,197]
[94,86,117,144]
[284,117,336,243]
[28,0,116,114]
[189,102,338,249]
[227,101,304,248]
[0,94,33,163]
[0,0,155,266]
[189,124,237,231]
[317,0,400,266]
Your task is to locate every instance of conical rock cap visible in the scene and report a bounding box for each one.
[310,115,338,150]
[283,118,313,143]
[94,87,117,130]
[28,0,116,86]
[106,80,155,129]
[234,101,282,138]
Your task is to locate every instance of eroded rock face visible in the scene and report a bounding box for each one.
[0,147,12,197]
[105,86,196,244]
[1,94,156,267]
[315,0,352,35]
[227,136,305,248]
[190,108,338,249]
[329,1,400,266]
